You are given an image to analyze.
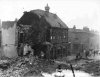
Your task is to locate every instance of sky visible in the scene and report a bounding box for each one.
[0,0,100,32]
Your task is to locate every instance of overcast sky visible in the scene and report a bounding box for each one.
[0,0,100,32]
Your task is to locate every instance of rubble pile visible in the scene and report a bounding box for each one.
[55,57,100,77]
[68,59,100,76]
[82,60,100,76]
[0,57,29,77]
[0,55,99,77]
[24,59,56,76]
[0,56,56,77]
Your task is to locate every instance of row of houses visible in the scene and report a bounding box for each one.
[68,26,100,55]
[0,5,99,58]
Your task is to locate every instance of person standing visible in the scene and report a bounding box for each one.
[83,50,86,58]
[23,44,29,56]
[85,50,89,58]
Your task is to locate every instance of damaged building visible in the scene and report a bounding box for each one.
[1,20,18,58]
[17,4,68,59]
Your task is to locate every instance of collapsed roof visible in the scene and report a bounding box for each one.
[17,9,68,29]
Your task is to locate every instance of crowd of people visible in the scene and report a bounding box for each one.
[18,43,49,60]
[75,49,100,60]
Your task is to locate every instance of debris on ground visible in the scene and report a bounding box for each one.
[0,55,100,77]
[0,56,57,77]
[54,57,100,77]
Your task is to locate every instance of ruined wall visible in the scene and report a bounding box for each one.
[1,21,18,58]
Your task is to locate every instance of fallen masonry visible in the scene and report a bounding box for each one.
[0,56,57,77]
[0,56,100,77]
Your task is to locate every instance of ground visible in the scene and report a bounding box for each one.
[0,54,100,77]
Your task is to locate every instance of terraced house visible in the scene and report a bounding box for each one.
[68,26,100,56]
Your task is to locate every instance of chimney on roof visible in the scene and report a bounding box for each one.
[73,25,76,29]
[45,4,50,12]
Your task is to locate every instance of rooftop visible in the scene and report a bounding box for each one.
[18,9,68,28]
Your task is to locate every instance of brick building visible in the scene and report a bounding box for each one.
[17,4,68,58]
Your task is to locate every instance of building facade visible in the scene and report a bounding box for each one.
[17,4,68,58]
[68,26,100,55]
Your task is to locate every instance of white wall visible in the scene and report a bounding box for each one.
[1,22,18,58]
